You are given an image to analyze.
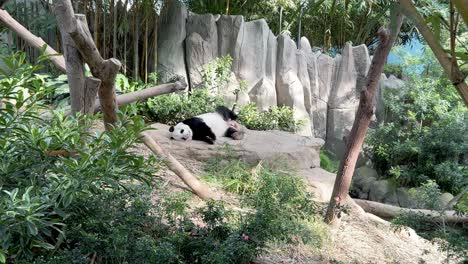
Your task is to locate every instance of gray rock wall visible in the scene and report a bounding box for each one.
[157,1,391,157]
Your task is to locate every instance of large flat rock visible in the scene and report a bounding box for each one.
[147,123,324,170]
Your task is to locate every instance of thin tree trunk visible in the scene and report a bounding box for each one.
[133,2,139,80]
[0,9,66,72]
[399,0,468,106]
[324,12,404,226]
[57,14,86,114]
[144,17,148,83]
[94,0,100,49]
[102,1,106,57]
[153,14,158,78]
[225,0,229,15]
[123,0,128,75]
[113,0,117,58]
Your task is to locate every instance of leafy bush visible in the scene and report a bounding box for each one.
[238,103,304,132]
[383,63,403,78]
[202,147,327,248]
[365,76,467,194]
[0,53,158,262]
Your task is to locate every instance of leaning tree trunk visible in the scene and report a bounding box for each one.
[324,11,404,226]
[399,0,468,106]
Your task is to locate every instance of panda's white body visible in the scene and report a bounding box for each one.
[195,112,229,138]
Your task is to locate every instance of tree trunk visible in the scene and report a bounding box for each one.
[94,0,99,46]
[112,0,117,58]
[153,14,158,78]
[0,8,66,72]
[399,0,468,106]
[324,12,404,226]
[57,14,86,114]
[54,0,120,128]
[144,17,148,83]
[102,1,106,57]
[354,199,468,224]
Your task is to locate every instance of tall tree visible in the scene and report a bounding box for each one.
[324,9,404,226]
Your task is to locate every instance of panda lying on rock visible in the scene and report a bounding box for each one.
[169,106,244,144]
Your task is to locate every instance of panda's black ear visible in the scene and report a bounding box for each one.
[169,126,174,132]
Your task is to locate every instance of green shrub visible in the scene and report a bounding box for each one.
[202,148,327,248]
[383,63,403,78]
[238,103,304,132]
[365,76,467,194]
[0,53,159,262]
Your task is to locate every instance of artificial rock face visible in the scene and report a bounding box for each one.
[186,13,218,88]
[157,1,395,159]
[157,0,188,83]
[276,34,312,136]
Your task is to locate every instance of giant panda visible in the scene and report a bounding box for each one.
[169,106,243,144]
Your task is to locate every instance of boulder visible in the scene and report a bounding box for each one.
[158,0,188,83]
[276,34,312,136]
[352,166,379,199]
[383,191,400,206]
[439,192,454,208]
[301,168,337,203]
[147,123,324,170]
[186,13,218,88]
[369,180,390,203]
[217,15,244,73]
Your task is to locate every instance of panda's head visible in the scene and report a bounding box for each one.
[169,123,193,141]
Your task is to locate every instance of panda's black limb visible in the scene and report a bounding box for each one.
[182,117,217,144]
[215,106,238,121]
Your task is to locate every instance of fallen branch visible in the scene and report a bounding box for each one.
[0,8,66,72]
[140,132,217,200]
[52,81,187,117]
[354,199,468,224]
[93,81,187,113]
